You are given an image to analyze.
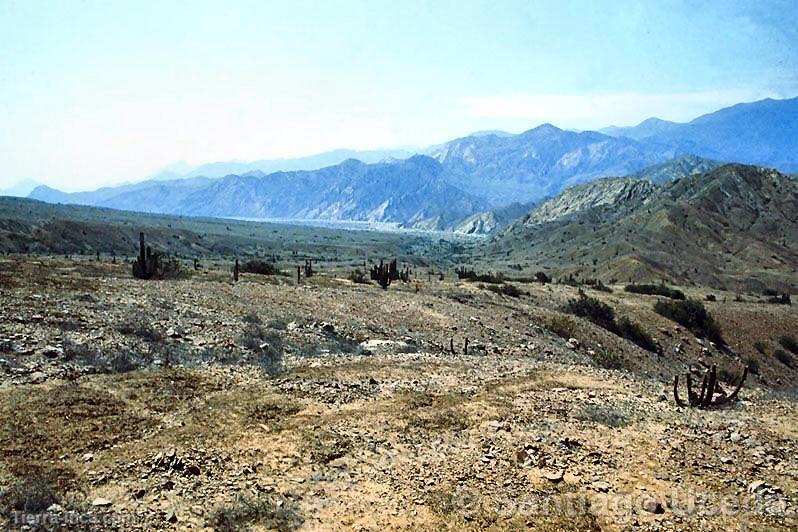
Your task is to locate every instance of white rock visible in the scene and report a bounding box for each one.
[544,469,564,482]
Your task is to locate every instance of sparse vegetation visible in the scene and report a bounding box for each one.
[591,349,625,370]
[778,335,798,355]
[117,321,164,342]
[654,299,724,345]
[534,271,551,284]
[347,268,369,284]
[574,403,630,428]
[615,316,658,353]
[239,323,284,374]
[455,266,504,284]
[208,495,303,531]
[767,293,792,305]
[775,349,793,367]
[564,292,616,331]
[486,283,523,297]
[625,283,685,300]
[586,279,612,292]
[565,292,658,352]
[1,477,60,514]
[241,259,280,276]
[546,315,578,339]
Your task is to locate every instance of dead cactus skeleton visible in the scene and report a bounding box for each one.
[673,364,748,408]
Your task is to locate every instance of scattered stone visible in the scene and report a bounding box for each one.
[91,498,112,507]
[544,469,564,482]
[591,481,611,492]
[748,480,767,493]
[642,498,664,514]
[42,345,62,358]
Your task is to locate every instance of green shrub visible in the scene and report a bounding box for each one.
[591,349,624,370]
[564,292,615,331]
[347,269,369,284]
[242,260,280,276]
[456,266,504,283]
[625,284,685,300]
[486,283,523,297]
[767,293,791,305]
[565,292,658,352]
[778,335,798,355]
[775,349,793,367]
[753,341,767,354]
[616,317,658,353]
[534,271,551,284]
[705,294,716,302]
[239,324,284,375]
[591,282,613,293]
[745,358,760,375]
[653,299,724,345]
[547,315,577,339]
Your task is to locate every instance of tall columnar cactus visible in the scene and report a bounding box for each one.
[132,232,162,280]
[304,259,314,278]
[673,364,748,408]
[233,259,240,282]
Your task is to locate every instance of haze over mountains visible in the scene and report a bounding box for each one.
[23,96,798,233]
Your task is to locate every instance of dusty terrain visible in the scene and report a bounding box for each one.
[0,256,796,530]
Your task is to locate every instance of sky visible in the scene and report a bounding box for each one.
[1,0,797,191]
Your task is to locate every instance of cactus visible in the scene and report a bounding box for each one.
[673,364,748,408]
[233,259,240,282]
[132,232,163,280]
[304,259,314,278]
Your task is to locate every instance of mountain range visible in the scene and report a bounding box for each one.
[489,164,798,292]
[148,148,417,181]
[22,96,798,234]
[601,97,798,172]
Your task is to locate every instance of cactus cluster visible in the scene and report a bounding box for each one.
[369,259,413,289]
[673,364,748,408]
[132,232,163,280]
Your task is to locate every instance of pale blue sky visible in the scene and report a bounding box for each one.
[1,0,796,190]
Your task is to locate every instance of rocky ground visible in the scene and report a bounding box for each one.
[0,255,796,530]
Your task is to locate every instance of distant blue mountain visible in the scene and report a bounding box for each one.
[431,123,677,205]
[600,117,681,140]
[601,97,798,172]
[27,96,798,231]
[30,156,488,230]
[150,148,417,180]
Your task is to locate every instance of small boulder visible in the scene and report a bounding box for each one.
[91,498,112,507]
[642,498,664,514]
